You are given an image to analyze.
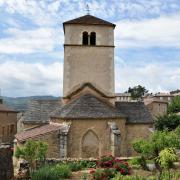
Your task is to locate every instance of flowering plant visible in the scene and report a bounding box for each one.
[98,154,115,168]
[91,155,131,179]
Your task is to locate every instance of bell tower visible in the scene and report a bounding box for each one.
[63,15,116,97]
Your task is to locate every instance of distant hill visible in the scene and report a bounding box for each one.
[2,96,60,112]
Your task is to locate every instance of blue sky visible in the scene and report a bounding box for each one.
[0,0,180,97]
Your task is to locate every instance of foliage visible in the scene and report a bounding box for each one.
[157,148,177,169]
[15,140,48,172]
[154,114,180,131]
[68,161,83,171]
[31,164,71,180]
[97,154,115,168]
[31,165,59,180]
[168,96,180,114]
[79,160,97,168]
[91,168,116,180]
[129,157,148,170]
[91,155,131,179]
[133,127,180,179]
[113,160,130,175]
[127,85,148,100]
[52,164,71,178]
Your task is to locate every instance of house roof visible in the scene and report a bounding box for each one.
[0,104,18,113]
[15,123,67,142]
[115,101,153,124]
[63,15,115,27]
[51,94,125,119]
[22,99,61,124]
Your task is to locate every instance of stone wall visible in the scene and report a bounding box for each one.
[63,46,114,97]
[0,145,13,180]
[52,118,126,158]
[126,124,153,156]
[147,102,167,118]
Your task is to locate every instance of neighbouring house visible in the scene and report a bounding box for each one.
[145,100,168,118]
[170,89,180,96]
[115,93,132,102]
[0,97,18,144]
[15,14,153,158]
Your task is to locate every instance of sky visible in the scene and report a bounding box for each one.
[0,0,180,97]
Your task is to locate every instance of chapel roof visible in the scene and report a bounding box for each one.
[22,99,61,124]
[115,101,153,124]
[51,94,125,119]
[63,15,116,27]
[15,123,67,142]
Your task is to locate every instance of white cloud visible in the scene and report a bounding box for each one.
[0,27,63,54]
[115,13,180,48]
[0,60,179,97]
[0,61,63,96]
[115,61,180,93]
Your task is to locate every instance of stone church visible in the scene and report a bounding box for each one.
[15,15,153,158]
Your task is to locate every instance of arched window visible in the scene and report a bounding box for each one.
[90,32,96,45]
[82,31,88,45]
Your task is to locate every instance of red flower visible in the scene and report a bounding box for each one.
[90,170,95,174]
[124,162,128,166]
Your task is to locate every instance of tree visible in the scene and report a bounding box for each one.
[168,96,180,114]
[127,85,148,100]
[157,148,177,180]
[15,140,48,173]
[133,127,180,179]
[154,114,180,131]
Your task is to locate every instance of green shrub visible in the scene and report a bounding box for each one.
[68,161,83,171]
[52,164,71,178]
[32,164,71,180]
[129,157,148,170]
[31,166,58,180]
[77,160,97,169]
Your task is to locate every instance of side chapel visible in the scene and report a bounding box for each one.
[15,15,153,158]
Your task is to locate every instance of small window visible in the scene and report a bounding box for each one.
[90,32,96,45]
[82,31,88,45]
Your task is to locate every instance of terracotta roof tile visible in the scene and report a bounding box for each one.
[15,123,66,142]
[0,104,18,113]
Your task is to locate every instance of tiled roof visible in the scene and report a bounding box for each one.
[116,101,153,124]
[0,104,18,113]
[15,123,66,142]
[22,99,61,123]
[63,15,115,27]
[51,94,125,119]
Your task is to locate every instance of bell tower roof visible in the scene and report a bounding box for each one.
[63,15,116,28]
